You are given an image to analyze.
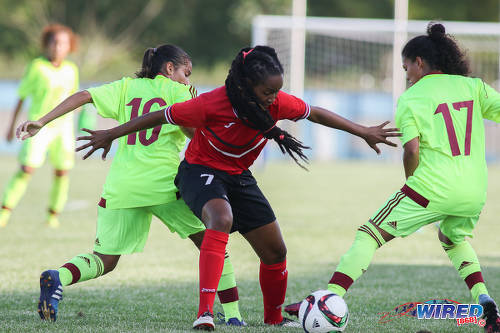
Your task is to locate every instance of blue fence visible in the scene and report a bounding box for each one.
[1,80,498,163]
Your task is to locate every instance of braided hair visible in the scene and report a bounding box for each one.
[136,44,191,79]
[225,45,309,168]
[402,22,470,76]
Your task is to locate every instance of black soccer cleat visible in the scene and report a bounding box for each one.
[479,294,500,333]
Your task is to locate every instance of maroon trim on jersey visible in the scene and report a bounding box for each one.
[189,86,197,98]
[61,263,81,285]
[464,271,484,290]
[98,197,106,208]
[329,272,354,291]
[217,286,239,303]
[1,205,11,211]
[401,184,429,208]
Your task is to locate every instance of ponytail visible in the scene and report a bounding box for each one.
[402,22,470,76]
[136,44,191,79]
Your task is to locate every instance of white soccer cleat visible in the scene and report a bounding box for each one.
[193,312,215,331]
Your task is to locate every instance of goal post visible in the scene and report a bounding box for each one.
[252,15,500,161]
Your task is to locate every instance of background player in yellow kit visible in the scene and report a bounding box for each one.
[1,23,79,228]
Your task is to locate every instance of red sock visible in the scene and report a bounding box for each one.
[259,259,287,324]
[198,229,228,317]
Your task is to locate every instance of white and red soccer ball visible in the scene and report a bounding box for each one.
[298,290,349,332]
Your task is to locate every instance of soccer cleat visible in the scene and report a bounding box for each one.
[226,317,247,326]
[0,209,11,227]
[284,301,301,318]
[46,214,60,228]
[267,317,301,328]
[193,312,215,331]
[38,270,63,321]
[479,294,500,333]
[215,312,247,326]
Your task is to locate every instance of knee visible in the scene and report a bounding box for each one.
[263,243,287,265]
[212,212,233,233]
[95,253,120,275]
[273,245,287,263]
[438,228,454,247]
[201,202,233,233]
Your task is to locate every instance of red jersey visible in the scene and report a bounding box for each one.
[164,86,310,174]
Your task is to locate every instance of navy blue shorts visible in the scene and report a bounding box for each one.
[174,160,276,234]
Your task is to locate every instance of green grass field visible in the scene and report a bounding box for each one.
[1,155,499,332]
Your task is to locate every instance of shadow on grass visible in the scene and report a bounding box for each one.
[1,263,499,332]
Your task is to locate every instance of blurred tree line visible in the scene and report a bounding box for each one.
[0,0,498,83]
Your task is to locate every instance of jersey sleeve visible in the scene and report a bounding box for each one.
[87,79,125,120]
[395,96,420,146]
[276,91,311,121]
[478,80,500,123]
[17,61,37,99]
[164,93,207,128]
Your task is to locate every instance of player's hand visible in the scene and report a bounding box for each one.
[362,121,401,154]
[76,128,113,160]
[16,121,43,140]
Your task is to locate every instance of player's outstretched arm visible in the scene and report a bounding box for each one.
[16,90,92,140]
[7,99,24,142]
[76,109,167,160]
[307,106,401,154]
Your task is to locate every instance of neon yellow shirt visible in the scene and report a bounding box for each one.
[18,57,79,128]
[87,75,197,209]
[396,74,500,216]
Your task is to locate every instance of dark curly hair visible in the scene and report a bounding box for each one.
[402,22,470,76]
[41,23,78,53]
[136,44,191,79]
[225,45,309,168]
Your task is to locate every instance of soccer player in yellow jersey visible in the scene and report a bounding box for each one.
[284,23,500,333]
[1,24,79,228]
[17,44,244,327]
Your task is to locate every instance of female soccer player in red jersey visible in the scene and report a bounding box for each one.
[17,44,244,326]
[284,23,500,333]
[75,45,400,330]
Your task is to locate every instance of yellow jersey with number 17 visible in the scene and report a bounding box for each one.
[396,74,500,217]
[86,75,197,209]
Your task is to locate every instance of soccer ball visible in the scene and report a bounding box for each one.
[298,290,349,332]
